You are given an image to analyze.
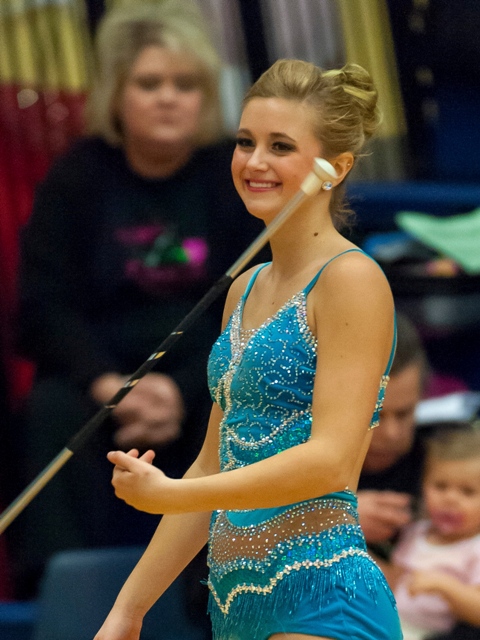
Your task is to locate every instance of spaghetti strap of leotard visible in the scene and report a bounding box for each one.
[242,263,270,300]
[245,250,363,300]
[303,248,363,294]
[303,248,397,375]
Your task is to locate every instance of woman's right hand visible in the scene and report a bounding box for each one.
[93,610,143,640]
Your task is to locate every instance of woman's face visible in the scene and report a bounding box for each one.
[118,45,205,150]
[231,97,323,222]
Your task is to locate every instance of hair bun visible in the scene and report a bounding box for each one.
[323,63,380,140]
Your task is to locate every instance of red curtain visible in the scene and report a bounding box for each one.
[0,0,92,408]
[0,1,92,597]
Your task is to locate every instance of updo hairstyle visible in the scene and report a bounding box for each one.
[243,59,380,230]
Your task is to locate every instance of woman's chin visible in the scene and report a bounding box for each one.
[244,203,278,224]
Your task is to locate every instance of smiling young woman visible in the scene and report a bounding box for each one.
[93,59,401,640]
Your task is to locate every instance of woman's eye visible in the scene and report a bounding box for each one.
[132,76,199,92]
[136,78,161,91]
[272,141,295,152]
[236,137,254,149]
[175,76,200,92]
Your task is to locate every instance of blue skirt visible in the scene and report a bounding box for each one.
[207,491,402,640]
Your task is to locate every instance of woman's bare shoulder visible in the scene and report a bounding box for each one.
[312,250,394,326]
[320,250,391,296]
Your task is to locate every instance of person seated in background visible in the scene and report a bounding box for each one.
[12,0,264,614]
[358,314,480,640]
[358,312,428,555]
[377,425,480,640]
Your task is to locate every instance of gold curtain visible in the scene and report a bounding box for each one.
[0,0,92,92]
[337,0,408,180]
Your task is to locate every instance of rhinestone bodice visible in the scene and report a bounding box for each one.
[206,254,397,637]
[209,288,317,472]
[208,257,391,474]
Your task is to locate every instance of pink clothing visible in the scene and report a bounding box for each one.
[392,520,480,636]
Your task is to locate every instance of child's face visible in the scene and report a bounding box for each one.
[423,456,480,542]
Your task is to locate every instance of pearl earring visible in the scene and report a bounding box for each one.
[321,181,333,191]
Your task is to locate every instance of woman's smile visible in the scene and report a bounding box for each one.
[245,179,281,191]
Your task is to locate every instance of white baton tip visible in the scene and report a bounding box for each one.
[300,158,338,196]
[313,157,338,181]
[300,172,322,196]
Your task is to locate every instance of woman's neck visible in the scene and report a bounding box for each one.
[124,140,196,178]
[267,202,349,277]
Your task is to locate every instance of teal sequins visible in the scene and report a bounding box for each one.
[206,262,396,639]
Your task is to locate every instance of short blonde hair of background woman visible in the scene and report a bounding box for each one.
[86,0,224,147]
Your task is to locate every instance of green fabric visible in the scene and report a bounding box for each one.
[396,208,480,274]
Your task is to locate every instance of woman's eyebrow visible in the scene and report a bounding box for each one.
[236,128,296,142]
[270,132,296,142]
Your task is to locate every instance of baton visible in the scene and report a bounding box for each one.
[0,157,337,534]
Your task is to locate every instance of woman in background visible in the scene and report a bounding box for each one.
[15,0,262,619]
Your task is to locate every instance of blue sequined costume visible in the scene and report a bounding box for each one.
[207,250,402,640]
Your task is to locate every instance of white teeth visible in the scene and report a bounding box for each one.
[249,181,276,188]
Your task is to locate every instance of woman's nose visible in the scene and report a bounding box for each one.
[246,147,269,170]
[157,81,178,102]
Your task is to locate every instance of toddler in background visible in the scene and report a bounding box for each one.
[381,426,480,639]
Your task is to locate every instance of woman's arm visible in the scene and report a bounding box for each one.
[18,147,123,387]
[109,253,395,514]
[94,401,223,640]
[94,510,212,640]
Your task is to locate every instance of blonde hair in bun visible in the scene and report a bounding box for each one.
[243,59,381,229]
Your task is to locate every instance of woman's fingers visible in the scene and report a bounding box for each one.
[107,448,155,469]
[139,449,156,464]
[107,450,138,469]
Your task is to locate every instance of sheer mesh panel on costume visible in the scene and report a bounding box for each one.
[210,501,357,567]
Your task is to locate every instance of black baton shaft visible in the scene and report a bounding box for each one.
[0,184,311,534]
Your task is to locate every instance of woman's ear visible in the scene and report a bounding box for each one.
[330,152,354,185]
